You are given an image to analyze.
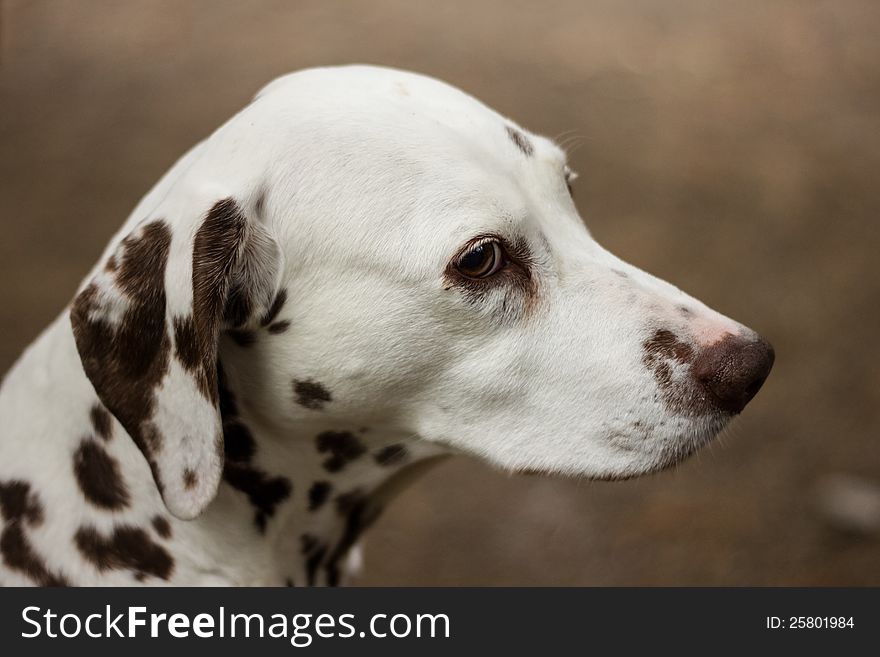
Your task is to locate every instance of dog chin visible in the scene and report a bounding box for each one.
[513,415,731,481]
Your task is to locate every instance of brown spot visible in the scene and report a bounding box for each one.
[172,315,201,372]
[222,286,252,329]
[301,534,327,586]
[182,469,198,490]
[505,125,534,156]
[218,363,290,530]
[374,444,408,466]
[223,462,291,532]
[70,221,173,489]
[191,198,251,402]
[105,255,118,272]
[0,481,69,586]
[74,525,174,581]
[73,439,130,510]
[308,481,332,511]
[226,329,257,347]
[316,431,365,472]
[642,328,712,417]
[267,320,291,334]
[260,289,287,327]
[217,364,257,463]
[151,516,172,539]
[294,379,332,410]
[90,404,113,441]
[325,489,382,586]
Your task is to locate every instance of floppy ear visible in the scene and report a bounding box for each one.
[70,194,280,519]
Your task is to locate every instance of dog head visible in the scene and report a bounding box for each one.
[71,65,773,519]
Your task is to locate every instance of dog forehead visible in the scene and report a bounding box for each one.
[254,65,562,166]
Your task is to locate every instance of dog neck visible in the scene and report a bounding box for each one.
[211,356,449,586]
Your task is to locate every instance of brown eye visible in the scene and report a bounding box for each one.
[456,240,504,278]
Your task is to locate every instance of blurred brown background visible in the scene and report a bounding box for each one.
[2,0,879,585]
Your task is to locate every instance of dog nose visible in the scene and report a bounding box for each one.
[693,333,775,414]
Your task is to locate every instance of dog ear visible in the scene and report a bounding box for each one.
[70,195,280,520]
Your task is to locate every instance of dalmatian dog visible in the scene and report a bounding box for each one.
[0,65,774,586]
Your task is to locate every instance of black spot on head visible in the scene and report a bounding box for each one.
[90,404,113,441]
[505,125,534,156]
[374,444,408,466]
[315,431,365,472]
[73,439,130,510]
[308,481,332,511]
[151,516,172,539]
[260,289,288,327]
[294,379,332,410]
[74,525,174,581]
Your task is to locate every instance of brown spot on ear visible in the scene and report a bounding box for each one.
[316,431,366,472]
[172,316,201,371]
[71,221,173,490]
[294,379,332,410]
[191,198,250,401]
[0,481,69,586]
[73,439,130,510]
[505,125,534,156]
[267,320,291,334]
[151,516,172,539]
[74,525,174,581]
[308,481,332,511]
[182,469,198,490]
[90,404,113,441]
[260,289,287,327]
[374,444,408,466]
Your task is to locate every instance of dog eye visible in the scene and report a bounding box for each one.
[456,240,504,278]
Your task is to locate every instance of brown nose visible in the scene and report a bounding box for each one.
[693,333,775,414]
